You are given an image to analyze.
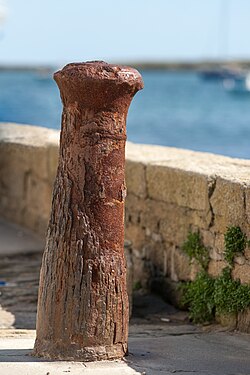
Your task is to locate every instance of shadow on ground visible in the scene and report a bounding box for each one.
[0,348,41,362]
[0,251,43,329]
[0,219,250,374]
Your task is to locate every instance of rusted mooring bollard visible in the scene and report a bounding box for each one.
[33,61,143,361]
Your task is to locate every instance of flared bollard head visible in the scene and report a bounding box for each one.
[33,61,143,361]
[54,61,143,110]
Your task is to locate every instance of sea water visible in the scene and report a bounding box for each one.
[1,70,250,159]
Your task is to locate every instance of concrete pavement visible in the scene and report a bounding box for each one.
[0,218,250,375]
[0,325,250,375]
[0,330,139,375]
[0,218,44,256]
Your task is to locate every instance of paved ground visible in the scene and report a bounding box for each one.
[0,218,250,375]
[0,218,44,256]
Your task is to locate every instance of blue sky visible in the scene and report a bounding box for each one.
[1,0,250,64]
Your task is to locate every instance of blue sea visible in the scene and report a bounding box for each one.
[1,69,250,159]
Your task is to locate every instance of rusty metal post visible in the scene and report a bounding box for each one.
[33,61,143,361]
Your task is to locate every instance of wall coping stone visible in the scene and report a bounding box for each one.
[1,122,250,185]
[0,123,59,147]
[126,141,250,184]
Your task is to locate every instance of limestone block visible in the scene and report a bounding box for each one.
[0,124,59,234]
[132,247,144,259]
[125,194,146,225]
[21,207,47,236]
[0,193,26,226]
[209,247,224,261]
[200,230,215,249]
[244,246,250,260]
[47,143,59,185]
[151,232,162,243]
[172,247,191,282]
[232,264,250,284]
[208,260,228,278]
[124,242,134,317]
[28,146,49,181]
[245,187,250,226]
[170,252,178,282]
[146,165,210,210]
[163,248,171,276]
[125,224,145,250]
[139,200,171,234]
[187,209,211,230]
[234,255,246,265]
[159,206,194,246]
[142,242,165,273]
[237,308,250,333]
[210,178,245,233]
[216,313,237,330]
[155,244,166,271]
[25,177,52,219]
[147,200,173,220]
[125,160,147,198]
[190,261,201,281]
[0,144,29,200]
[214,233,225,254]
[0,144,52,237]
[131,252,152,290]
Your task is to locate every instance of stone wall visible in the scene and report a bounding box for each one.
[0,123,59,235]
[125,143,250,288]
[1,123,250,328]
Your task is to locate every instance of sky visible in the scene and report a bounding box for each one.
[1,0,250,65]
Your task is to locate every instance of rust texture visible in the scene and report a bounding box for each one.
[33,61,143,361]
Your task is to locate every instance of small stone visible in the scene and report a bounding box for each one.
[151,232,162,242]
[161,318,170,323]
[232,264,250,284]
[234,255,246,265]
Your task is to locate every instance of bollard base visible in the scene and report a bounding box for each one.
[33,340,128,362]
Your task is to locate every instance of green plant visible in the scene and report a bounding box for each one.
[133,281,142,291]
[214,267,250,314]
[224,226,247,266]
[182,231,209,270]
[181,271,215,324]
[180,227,250,324]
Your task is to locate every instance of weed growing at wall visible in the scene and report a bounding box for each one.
[224,226,247,266]
[182,232,209,270]
[181,227,250,324]
[214,267,250,314]
[133,281,142,291]
[181,271,215,323]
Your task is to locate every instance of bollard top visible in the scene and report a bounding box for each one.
[54,61,144,109]
[54,61,144,91]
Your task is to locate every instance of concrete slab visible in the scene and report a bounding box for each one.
[0,218,44,328]
[0,327,250,375]
[0,218,250,375]
[0,331,140,375]
[128,324,250,375]
[0,218,44,256]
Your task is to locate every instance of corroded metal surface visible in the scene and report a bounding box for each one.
[33,61,143,361]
